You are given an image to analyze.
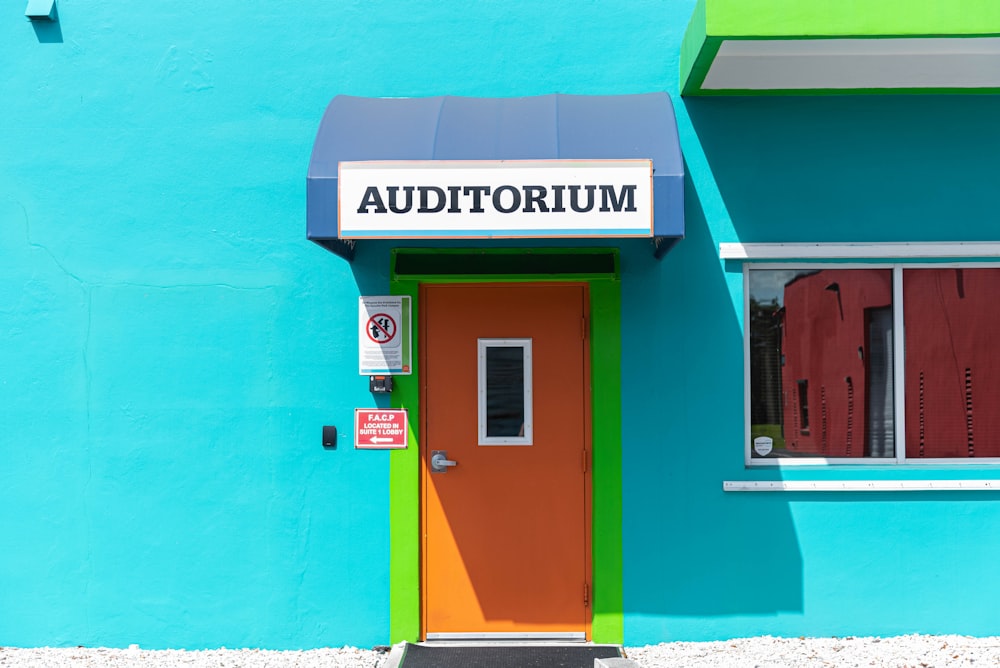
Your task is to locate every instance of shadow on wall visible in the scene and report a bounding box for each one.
[621,171,804,619]
[349,242,399,411]
[685,95,1000,243]
[632,94,1000,628]
[30,12,64,43]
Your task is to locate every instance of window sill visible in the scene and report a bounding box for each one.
[724,479,1000,492]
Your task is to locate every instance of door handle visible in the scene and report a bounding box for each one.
[430,450,458,473]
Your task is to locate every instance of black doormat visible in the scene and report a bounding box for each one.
[398,643,622,668]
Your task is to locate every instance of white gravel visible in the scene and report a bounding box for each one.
[0,646,388,668]
[625,635,1000,667]
[2,635,999,667]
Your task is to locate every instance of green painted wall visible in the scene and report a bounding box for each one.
[682,0,1000,94]
[707,0,1000,37]
[387,251,623,644]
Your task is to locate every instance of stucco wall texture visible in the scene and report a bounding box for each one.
[3,0,1000,650]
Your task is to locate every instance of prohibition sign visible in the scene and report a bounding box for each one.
[366,313,397,345]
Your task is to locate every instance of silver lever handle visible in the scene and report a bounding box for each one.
[430,450,458,473]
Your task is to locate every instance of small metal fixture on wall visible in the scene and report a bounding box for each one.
[25,0,57,21]
[369,375,393,394]
[322,426,338,449]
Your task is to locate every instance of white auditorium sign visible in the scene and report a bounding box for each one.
[337,159,653,239]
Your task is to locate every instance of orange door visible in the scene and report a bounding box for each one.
[421,283,591,639]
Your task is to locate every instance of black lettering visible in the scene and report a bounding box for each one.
[418,186,446,213]
[551,185,566,212]
[522,185,549,213]
[492,185,521,213]
[599,184,637,212]
[447,186,462,213]
[364,182,626,216]
[357,187,387,214]
[387,186,414,214]
[463,185,490,213]
[569,185,596,213]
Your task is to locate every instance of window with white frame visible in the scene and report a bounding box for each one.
[747,265,1000,463]
[478,338,533,446]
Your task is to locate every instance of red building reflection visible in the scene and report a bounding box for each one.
[904,268,1000,458]
[781,269,893,457]
[779,267,1000,458]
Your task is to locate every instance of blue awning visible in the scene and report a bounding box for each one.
[307,93,684,260]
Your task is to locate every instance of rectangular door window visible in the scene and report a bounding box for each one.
[478,338,533,445]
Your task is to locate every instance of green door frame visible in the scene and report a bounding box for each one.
[387,248,623,644]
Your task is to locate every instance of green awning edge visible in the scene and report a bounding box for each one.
[681,0,1000,96]
[707,0,1000,39]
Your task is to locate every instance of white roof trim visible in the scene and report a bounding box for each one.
[720,242,1000,260]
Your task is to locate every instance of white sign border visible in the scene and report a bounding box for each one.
[338,159,653,240]
[359,295,412,376]
[354,408,409,450]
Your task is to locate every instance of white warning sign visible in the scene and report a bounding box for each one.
[359,296,412,375]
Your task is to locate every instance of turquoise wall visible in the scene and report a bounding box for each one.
[3,0,1000,649]
[624,94,1000,642]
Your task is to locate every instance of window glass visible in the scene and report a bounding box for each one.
[486,346,525,437]
[903,268,1000,458]
[749,268,895,459]
[478,339,532,445]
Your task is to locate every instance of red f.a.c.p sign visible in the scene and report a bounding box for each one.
[354,408,408,449]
